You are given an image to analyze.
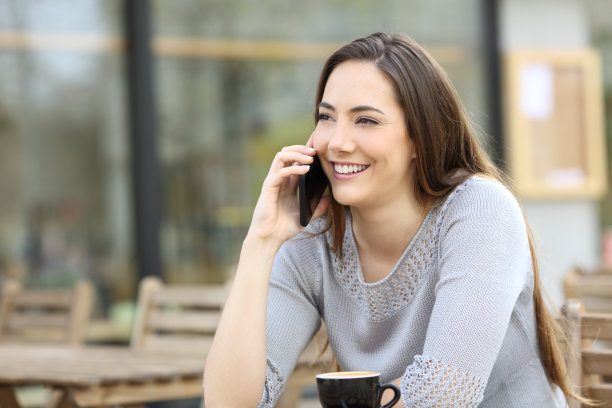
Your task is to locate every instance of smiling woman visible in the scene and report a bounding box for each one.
[203,33,591,408]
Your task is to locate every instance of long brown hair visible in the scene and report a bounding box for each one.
[314,32,590,405]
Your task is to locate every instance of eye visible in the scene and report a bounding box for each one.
[356,117,379,125]
[317,113,333,122]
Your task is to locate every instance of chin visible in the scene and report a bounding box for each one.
[330,190,362,208]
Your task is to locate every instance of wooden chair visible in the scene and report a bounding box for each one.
[131,276,333,408]
[124,276,229,408]
[130,276,229,357]
[564,267,612,312]
[0,278,93,345]
[562,298,612,408]
[0,278,94,408]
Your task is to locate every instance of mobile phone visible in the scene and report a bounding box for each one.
[298,155,328,227]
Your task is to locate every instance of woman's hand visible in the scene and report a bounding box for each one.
[247,144,329,245]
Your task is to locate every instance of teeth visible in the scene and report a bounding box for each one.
[334,163,368,174]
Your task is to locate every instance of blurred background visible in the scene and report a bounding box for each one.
[0,0,611,336]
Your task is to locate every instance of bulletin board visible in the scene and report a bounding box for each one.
[503,49,607,199]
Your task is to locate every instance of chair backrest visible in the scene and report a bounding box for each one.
[564,267,612,312]
[562,298,612,408]
[130,276,229,357]
[0,279,94,345]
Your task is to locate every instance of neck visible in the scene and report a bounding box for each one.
[351,193,428,266]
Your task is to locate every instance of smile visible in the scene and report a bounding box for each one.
[333,163,369,175]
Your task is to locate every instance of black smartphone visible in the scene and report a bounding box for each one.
[298,155,328,227]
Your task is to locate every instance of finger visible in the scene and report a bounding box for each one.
[284,171,300,192]
[276,164,310,179]
[271,151,314,171]
[265,164,310,189]
[281,144,317,155]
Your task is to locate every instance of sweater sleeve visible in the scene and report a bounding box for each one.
[257,233,324,407]
[400,179,531,407]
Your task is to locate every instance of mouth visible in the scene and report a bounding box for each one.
[333,162,370,176]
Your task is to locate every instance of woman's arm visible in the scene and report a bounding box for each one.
[203,237,279,408]
[203,145,328,408]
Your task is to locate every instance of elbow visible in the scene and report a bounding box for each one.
[204,387,262,408]
[203,364,264,408]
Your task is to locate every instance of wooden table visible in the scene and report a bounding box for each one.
[0,344,205,407]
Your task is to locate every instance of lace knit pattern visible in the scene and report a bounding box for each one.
[329,210,438,321]
[258,359,285,408]
[401,355,486,407]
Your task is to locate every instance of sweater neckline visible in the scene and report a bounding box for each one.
[345,206,436,287]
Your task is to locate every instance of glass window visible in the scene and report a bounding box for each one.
[0,0,132,316]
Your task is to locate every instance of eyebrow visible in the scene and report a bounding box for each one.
[318,102,385,115]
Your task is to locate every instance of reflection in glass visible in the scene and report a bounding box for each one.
[0,1,131,318]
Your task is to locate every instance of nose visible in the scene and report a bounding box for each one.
[327,123,355,153]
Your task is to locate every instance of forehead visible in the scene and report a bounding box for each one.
[322,61,398,107]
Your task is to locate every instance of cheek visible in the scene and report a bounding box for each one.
[311,126,331,151]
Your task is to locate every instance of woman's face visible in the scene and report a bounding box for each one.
[313,60,417,210]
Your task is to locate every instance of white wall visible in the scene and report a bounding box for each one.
[500,0,602,307]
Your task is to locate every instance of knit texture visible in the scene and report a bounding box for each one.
[258,176,564,407]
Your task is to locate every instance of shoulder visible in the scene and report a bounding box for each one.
[441,176,522,219]
[437,176,526,237]
[434,177,532,287]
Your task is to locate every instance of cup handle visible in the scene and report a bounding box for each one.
[379,382,401,408]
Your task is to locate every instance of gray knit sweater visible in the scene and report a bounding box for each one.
[259,176,565,407]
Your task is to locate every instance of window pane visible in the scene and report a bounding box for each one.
[0,1,132,316]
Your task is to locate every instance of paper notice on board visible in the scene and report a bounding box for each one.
[546,167,586,189]
[521,63,554,120]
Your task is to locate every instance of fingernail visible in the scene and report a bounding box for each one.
[307,147,316,152]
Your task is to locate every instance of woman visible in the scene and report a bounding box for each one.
[204,32,586,407]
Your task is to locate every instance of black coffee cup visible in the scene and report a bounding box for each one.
[316,371,401,408]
